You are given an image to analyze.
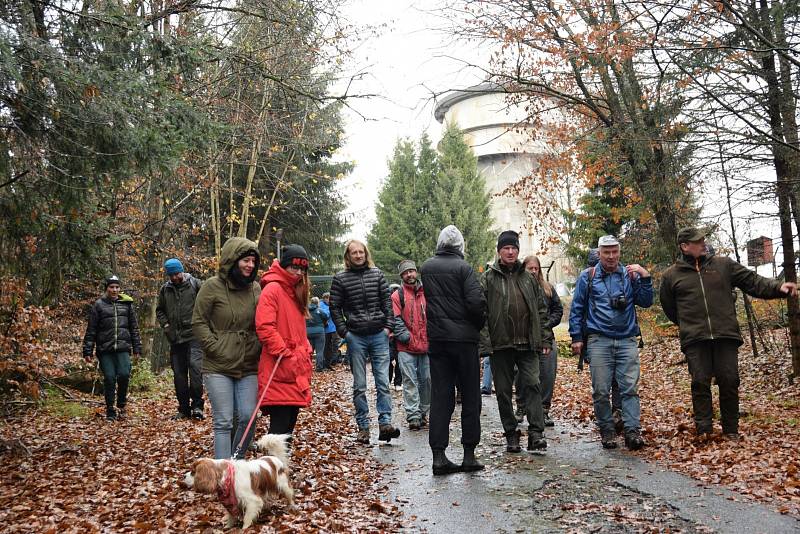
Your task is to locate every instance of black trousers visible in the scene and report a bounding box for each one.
[428,340,481,450]
[264,405,301,435]
[684,339,740,433]
[324,332,340,366]
[170,340,204,415]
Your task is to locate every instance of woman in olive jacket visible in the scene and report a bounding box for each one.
[192,237,262,459]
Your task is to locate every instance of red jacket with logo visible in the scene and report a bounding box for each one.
[391,282,429,355]
[255,260,313,407]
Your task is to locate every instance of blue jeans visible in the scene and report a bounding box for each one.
[587,334,641,432]
[308,333,326,370]
[347,331,392,429]
[398,351,430,421]
[481,355,493,392]
[98,351,131,415]
[204,373,258,459]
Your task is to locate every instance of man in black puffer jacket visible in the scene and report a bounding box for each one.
[83,275,142,421]
[420,225,487,475]
[330,239,400,444]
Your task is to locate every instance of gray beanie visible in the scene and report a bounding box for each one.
[397,259,417,275]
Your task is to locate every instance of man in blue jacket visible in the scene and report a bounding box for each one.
[569,235,653,450]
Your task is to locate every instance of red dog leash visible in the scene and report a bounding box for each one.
[230,353,284,460]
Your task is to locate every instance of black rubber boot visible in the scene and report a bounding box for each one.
[461,445,485,472]
[505,429,522,453]
[432,449,461,476]
[527,434,547,451]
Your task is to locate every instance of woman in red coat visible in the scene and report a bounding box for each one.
[255,244,313,436]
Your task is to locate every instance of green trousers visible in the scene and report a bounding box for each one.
[490,348,544,437]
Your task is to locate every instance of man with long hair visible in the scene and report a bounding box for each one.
[329,239,400,444]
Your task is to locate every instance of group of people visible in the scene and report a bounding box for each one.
[81,224,796,471]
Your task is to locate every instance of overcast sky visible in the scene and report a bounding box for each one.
[331,1,784,275]
[334,0,484,240]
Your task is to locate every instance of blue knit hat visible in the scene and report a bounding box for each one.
[164,258,184,275]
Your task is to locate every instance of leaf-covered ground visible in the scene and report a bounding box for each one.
[1,313,799,532]
[554,329,800,518]
[0,367,404,533]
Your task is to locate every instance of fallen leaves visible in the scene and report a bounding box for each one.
[554,328,800,518]
[0,369,405,532]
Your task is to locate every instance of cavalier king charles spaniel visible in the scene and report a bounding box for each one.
[184,434,295,529]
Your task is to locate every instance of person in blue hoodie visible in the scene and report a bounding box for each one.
[569,235,652,451]
[319,292,339,367]
[306,296,330,371]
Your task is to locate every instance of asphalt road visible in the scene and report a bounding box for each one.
[367,387,799,533]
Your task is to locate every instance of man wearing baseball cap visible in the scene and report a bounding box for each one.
[569,234,653,450]
[660,227,797,441]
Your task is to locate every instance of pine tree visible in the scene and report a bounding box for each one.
[433,123,495,267]
[368,125,494,274]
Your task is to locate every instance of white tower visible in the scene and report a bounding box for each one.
[434,84,571,284]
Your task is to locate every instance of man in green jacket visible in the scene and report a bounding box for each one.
[481,230,553,452]
[660,227,797,440]
[156,258,204,421]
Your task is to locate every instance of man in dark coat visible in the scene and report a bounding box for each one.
[660,227,797,440]
[481,231,553,453]
[329,239,400,444]
[156,258,204,421]
[420,225,487,475]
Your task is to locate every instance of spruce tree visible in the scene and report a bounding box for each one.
[432,123,495,268]
[368,125,494,274]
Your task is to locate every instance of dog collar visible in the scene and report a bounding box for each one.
[217,461,239,517]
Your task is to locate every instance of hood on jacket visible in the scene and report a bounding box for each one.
[260,258,300,289]
[104,293,134,303]
[219,237,260,283]
[164,272,196,289]
[436,225,465,256]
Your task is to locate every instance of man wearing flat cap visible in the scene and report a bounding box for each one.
[569,234,653,450]
[660,227,797,441]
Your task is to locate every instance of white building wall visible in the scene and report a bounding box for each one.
[435,87,573,286]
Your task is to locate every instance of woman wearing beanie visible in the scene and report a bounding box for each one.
[255,244,314,437]
[191,237,262,459]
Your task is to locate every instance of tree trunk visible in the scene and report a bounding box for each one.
[758,0,800,380]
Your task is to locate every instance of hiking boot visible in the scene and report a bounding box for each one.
[106,408,117,422]
[378,424,400,442]
[624,429,645,451]
[481,388,492,396]
[432,449,461,476]
[356,428,370,444]
[461,445,485,472]
[723,432,741,442]
[191,407,205,420]
[612,409,624,434]
[527,434,547,451]
[543,411,554,427]
[601,429,618,449]
[117,407,127,421]
[515,406,525,424]
[505,429,522,453]
[171,412,190,421]
[408,419,421,431]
